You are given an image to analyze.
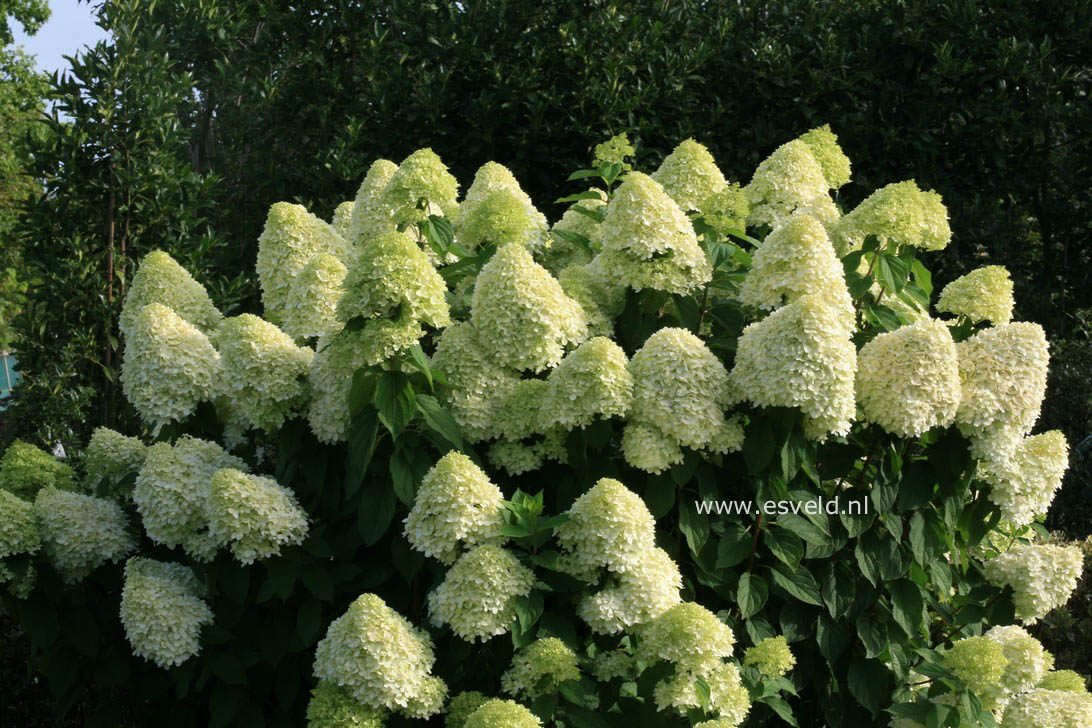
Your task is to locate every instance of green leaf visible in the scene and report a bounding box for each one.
[889,579,924,637]
[678,502,710,554]
[769,563,822,606]
[404,343,434,389]
[374,371,416,437]
[345,407,380,497]
[552,228,595,257]
[776,513,830,546]
[765,527,804,571]
[848,658,893,716]
[737,573,768,618]
[357,482,395,546]
[416,394,465,450]
[348,368,378,416]
[717,524,752,568]
[565,168,602,181]
[820,562,856,619]
[816,613,850,661]
[555,190,605,203]
[743,417,776,473]
[421,214,454,256]
[910,258,933,296]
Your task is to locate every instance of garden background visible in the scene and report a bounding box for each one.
[1,0,1091,725]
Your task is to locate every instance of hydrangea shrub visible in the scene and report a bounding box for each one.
[1,129,1086,728]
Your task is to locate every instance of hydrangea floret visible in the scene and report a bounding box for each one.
[937,265,1015,325]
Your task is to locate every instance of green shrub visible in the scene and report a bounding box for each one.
[2,131,1088,727]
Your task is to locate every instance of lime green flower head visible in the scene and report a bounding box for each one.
[207,468,309,565]
[954,322,1049,450]
[621,422,684,474]
[1000,689,1092,728]
[348,158,400,246]
[937,265,1015,324]
[744,636,796,678]
[654,661,751,724]
[652,138,728,212]
[984,546,1083,624]
[428,544,536,642]
[470,242,588,372]
[542,336,632,429]
[119,250,222,340]
[257,202,352,325]
[404,451,506,565]
[593,132,635,169]
[446,692,488,728]
[431,322,522,443]
[306,682,386,728]
[456,162,548,252]
[282,252,348,341]
[796,124,852,189]
[832,180,951,255]
[306,322,380,443]
[133,436,247,561]
[214,314,314,433]
[745,139,830,230]
[83,427,147,497]
[337,231,451,329]
[1038,669,1088,694]
[0,440,77,498]
[501,637,581,699]
[314,593,444,716]
[856,317,962,438]
[464,699,542,728]
[731,294,857,441]
[34,485,134,582]
[331,200,355,240]
[942,636,1008,708]
[636,602,736,670]
[738,212,852,324]
[578,546,682,634]
[555,477,655,577]
[629,327,732,451]
[486,439,545,475]
[597,172,712,295]
[700,183,750,236]
[985,625,1055,693]
[120,557,212,669]
[979,430,1068,527]
[381,147,460,227]
[0,488,40,559]
[557,262,625,338]
[120,302,222,427]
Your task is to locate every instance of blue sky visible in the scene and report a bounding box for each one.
[11,0,109,75]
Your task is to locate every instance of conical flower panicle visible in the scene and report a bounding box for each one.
[120,302,222,427]
[652,138,728,212]
[597,172,711,295]
[330,200,355,240]
[796,124,852,189]
[119,250,222,340]
[744,139,831,230]
[282,252,348,341]
[937,265,1014,324]
[470,242,588,372]
[257,202,352,324]
[120,557,213,668]
[832,180,951,255]
[380,148,459,228]
[456,162,548,251]
[347,158,400,246]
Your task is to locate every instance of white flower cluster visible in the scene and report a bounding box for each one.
[983,544,1083,623]
[306,682,386,728]
[541,336,633,429]
[0,440,77,498]
[283,253,348,341]
[119,556,213,668]
[556,478,655,576]
[855,318,962,438]
[832,180,951,255]
[955,322,1049,461]
[313,593,446,718]
[346,159,399,246]
[120,302,221,427]
[256,201,352,328]
[380,147,460,228]
[937,265,1015,325]
[652,138,728,213]
[133,437,248,561]
[578,547,683,634]
[82,427,147,495]
[624,327,741,473]
[455,162,548,252]
[731,294,857,440]
[34,486,134,582]
[463,699,542,728]
[501,637,581,699]
[471,242,588,372]
[118,250,222,340]
[744,139,834,231]
[214,314,314,432]
[206,468,309,564]
[635,602,751,724]
[557,261,626,339]
[738,212,853,327]
[979,431,1069,526]
[797,124,852,189]
[597,172,712,295]
[427,544,535,642]
[0,488,41,561]
[404,451,506,564]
